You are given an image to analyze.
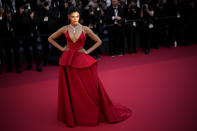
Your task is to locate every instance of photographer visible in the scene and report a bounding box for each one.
[38,0,59,66]
[126,0,140,54]
[94,1,105,38]
[106,0,125,57]
[153,0,168,48]
[16,4,42,72]
[139,0,154,54]
[0,5,22,73]
[166,0,184,47]
[83,0,104,59]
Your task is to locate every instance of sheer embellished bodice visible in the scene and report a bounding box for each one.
[57,24,131,127]
[65,31,86,50]
[59,26,97,68]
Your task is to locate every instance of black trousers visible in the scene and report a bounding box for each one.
[154,23,168,48]
[108,25,124,55]
[4,36,21,70]
[140,25,153,53]
[168,20,184,46]
[184,24,196,45]
[125,25,138,53]
[41,35,50,65]
[22,36,41,67]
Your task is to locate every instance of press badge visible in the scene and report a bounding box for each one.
[0,17,2,20]
[133,22,136,27]
[149,23,153,29]
[44,16,48,22]
[177,13,181,18]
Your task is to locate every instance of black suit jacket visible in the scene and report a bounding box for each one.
[106,5,124,25]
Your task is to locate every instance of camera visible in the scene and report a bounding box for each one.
[3,4,14,14]
[23,4,31,14]
[158,0,164,7]
[120,1,125,6]
[6,9,13,14]
[67,0,73,7]
[142,4,148,9]
[43,1,49,7]
[130,4,136,9]
[88,5,94,12]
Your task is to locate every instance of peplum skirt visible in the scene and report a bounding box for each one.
[57,50,131,127]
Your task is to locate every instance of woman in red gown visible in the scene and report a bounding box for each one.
[48,6,131,127]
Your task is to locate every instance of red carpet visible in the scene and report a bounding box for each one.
[1,45,197,131]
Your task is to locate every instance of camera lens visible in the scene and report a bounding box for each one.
[44,1,49,6]
[143,5,146,9]
[130,5,136,9]
[159,1,163,6]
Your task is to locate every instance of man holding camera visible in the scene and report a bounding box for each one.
[83,1,104,59]
[126,0,140,54]
[139,0,154,54]
[153,0,168,48]
[38,0,59,66]
[166,0,184,47]
[14,3,42,72]
[0,5,22,73]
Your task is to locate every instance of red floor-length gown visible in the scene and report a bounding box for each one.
[57,30,131,127]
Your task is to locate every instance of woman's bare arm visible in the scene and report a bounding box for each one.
[48,26,68,52]
[83,26,102,54]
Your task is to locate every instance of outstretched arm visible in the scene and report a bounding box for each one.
[83,26,102,54]
[48,26,68,52]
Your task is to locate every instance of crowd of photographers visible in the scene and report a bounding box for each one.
[0,0,197,74]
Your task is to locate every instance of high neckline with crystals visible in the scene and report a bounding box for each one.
[69,24,80,33]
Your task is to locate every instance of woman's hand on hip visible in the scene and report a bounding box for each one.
[61,46,70,52]
[78,48,88,54]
